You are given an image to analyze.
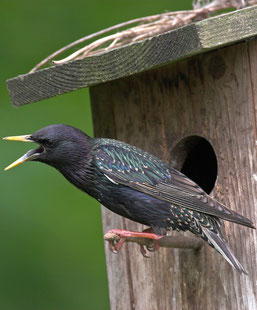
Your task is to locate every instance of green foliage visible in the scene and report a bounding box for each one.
[0,0,191,309]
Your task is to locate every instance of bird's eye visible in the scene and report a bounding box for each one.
[43,139,54,148]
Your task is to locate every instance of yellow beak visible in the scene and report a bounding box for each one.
[3,134,38,171]
[4,152,34,171]
[3,135,33,143]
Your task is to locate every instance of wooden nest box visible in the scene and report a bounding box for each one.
[7,6,257,310]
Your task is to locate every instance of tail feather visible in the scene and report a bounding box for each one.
[201,225,247,274]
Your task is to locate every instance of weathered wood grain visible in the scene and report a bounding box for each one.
[7,5,257,107]
[90,39,257,310]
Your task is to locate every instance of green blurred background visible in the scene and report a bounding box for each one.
[0,1,191,309]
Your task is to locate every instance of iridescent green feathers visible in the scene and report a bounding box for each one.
[93,139,255,229]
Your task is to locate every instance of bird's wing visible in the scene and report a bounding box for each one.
[93,143,255,228]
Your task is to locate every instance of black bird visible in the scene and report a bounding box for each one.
[3,124,255,274]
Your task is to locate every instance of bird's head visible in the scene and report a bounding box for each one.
[3,124,92,171]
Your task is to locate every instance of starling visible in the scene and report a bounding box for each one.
[3,124,255,274]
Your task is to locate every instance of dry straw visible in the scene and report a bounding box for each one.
[30,0,257,73]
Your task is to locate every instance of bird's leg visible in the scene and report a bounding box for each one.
[107,228,163,256]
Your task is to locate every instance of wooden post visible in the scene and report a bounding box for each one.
[6,7,257,310]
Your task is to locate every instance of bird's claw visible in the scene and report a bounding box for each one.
[139,239,160,257]
[140,245,150,258]
[108,236,127,254]
[146,239,160,252]
[109,240,118,254]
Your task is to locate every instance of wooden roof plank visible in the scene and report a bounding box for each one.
[6,6,257,107]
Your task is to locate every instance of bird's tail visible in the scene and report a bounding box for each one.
[201,225,247,274]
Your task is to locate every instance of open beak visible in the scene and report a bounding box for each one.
[3,134,43,171]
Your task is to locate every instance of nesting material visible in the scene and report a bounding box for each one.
[30,0,257,73]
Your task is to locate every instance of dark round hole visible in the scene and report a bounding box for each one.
[170,136,217,194]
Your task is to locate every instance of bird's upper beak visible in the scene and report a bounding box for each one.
[3,134,43,171]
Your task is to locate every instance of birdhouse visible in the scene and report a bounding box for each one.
[7,6,257,309]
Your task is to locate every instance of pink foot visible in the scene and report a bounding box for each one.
[107,228,163,256]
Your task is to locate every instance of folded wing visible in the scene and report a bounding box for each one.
[93,142,255,229]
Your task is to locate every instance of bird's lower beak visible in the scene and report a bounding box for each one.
[3,134,41,171]
[4,149,39,171]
